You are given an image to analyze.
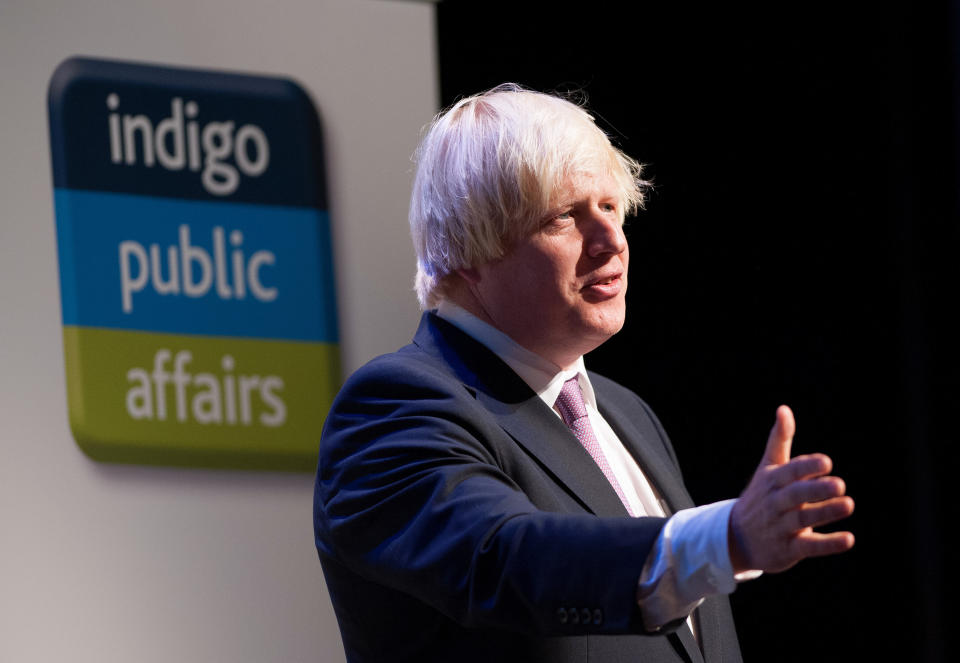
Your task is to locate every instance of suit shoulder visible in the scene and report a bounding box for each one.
[339,342,464,397]
[325,343,484,435]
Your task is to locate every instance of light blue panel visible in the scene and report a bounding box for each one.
[55,189,338,342]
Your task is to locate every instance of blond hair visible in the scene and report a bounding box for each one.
[409,83,648,309]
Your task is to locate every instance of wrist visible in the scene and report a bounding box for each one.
[727,502,750,574]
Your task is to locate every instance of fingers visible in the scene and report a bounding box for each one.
[790,529,856,559]
[771,475,846,513]
[792,496,855,530]
[767,454,833,490]
[762,405,796,466]
[736,405,856,573]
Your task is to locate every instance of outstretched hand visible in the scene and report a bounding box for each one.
[728,405,855,574]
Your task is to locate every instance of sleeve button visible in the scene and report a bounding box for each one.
[592,608,603,625]
[557,607,568,624]
[580,608,591,624]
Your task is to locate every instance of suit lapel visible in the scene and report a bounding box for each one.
[671,627,706,663]
[414,313,631,517]
[594,392,696,514]
[478,390,633,517]
[595,379,706,663]
[693,597,724,663]
[415,312,696,518]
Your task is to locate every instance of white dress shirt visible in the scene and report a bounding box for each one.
[436,301,757,631]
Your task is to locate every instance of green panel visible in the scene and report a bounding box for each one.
[63,326,341,471]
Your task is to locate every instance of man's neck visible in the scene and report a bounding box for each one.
[443,287,581,369]
[435,300,592,408]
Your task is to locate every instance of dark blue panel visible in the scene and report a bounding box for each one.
[48,57,327,209]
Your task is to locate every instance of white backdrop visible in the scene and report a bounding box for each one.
[0,1,435,660]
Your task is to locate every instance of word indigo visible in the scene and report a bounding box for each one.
[107,94,270,196]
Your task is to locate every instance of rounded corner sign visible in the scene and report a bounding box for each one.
[48,56,340,471]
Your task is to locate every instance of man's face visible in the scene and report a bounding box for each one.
[470,172,629,368]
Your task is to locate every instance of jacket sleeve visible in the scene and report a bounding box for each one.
[313,355,668,636]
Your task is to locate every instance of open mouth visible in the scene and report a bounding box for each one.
[581,274,623,298]
[585,273,620,288]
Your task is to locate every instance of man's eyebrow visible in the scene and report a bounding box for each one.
[549,191,583,208]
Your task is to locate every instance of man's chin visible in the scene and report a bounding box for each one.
[576,316,625,353]
[586,306,626,336]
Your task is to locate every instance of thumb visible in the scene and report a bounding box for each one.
[762,405,795,466]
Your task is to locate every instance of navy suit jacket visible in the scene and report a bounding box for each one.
[314,313,742,662]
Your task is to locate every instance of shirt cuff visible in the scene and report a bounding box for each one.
[636,499,761,630]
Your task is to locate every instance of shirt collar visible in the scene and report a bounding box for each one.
[435,300,597,411]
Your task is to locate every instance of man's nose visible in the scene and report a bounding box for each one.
[586,211,627,257]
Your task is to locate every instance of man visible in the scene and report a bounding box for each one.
[313,84,855,662]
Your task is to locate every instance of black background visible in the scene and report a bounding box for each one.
[438,2,956,660]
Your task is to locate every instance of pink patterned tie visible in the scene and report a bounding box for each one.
[555,377,635,516]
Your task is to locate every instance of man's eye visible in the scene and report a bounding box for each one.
[539,210,574,232]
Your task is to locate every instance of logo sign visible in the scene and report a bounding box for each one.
[48,57,339,470]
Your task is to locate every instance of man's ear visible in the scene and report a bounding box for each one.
[456,267,481,285]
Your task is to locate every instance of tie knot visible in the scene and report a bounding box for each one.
[555,376,588,427]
